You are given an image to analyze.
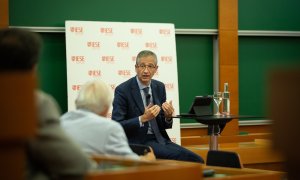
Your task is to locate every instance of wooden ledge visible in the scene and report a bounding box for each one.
[181,133,272,146]
[185,140,285,171]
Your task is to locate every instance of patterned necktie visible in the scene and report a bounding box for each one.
[142,87,165,144]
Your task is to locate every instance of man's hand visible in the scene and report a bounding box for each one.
[162,100,174,119]
[140,103,161,123]
[140,147,156,161]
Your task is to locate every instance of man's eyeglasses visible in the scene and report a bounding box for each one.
[136,64,157,70]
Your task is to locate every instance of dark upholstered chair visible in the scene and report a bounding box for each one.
[206,150,243,168]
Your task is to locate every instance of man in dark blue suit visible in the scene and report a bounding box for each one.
[112,50,204,163]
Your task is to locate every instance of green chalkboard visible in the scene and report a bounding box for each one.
[239,36,300,118]
[239,0,300,30]
[9,0,217,29]
[37,33,68,113]
[11,0,300,31]
[177,35,214,123]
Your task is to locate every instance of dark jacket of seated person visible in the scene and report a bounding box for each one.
[112,50,204,163]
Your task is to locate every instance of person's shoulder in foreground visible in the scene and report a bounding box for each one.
[0,27,97,179]
[28,90,97,179]
[61,79,156,162]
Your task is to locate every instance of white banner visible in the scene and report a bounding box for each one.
[65,20,181,144]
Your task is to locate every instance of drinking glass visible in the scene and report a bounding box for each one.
[213,92,223,115]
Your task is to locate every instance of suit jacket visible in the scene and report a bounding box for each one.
[61,109,139,160]
[112,77,172,144]
[26,91,95,180]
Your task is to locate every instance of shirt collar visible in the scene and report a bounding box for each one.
[136,76,151,90]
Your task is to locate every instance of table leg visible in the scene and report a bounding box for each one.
[209,135,218,150]
[208,124,220,150]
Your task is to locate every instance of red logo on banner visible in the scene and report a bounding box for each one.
[130,28,143,35]
[87,41,100,48]
[72,85,81,91]
[145,42,157,49]
[88,70,101,77]
[101,56,115,64]
[71,56,85,64]
[118,70,131,77]
[117,42,129,48]
[159,29,171,35]
[70,27,83,33]
[132,56,137,62]
[100,27,113,34]
[161,56,173,63]
[165,83,174,90]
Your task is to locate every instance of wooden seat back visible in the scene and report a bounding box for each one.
[0,72,37,179]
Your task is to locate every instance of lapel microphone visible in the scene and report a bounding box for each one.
[146,94,151,99]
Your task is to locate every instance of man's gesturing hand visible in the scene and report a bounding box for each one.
[141,103,161,123]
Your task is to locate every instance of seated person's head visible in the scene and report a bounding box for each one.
[0,28,42,72]
[75,80,113,116]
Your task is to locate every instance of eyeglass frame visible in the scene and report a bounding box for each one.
[135,63,157,70]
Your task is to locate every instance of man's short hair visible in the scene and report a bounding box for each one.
[136,50,157,65]
[0,28,42,72]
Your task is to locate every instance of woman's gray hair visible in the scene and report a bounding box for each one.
[136,50,157,65]
[75,80,112,114]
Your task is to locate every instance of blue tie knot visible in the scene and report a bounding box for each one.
[143,87,149,94]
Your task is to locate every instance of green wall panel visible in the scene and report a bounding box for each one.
[239,36,300,118]
[37,33,68,113]
[177,35,213,123]
[239,0,300,30]
[9,0,217,29]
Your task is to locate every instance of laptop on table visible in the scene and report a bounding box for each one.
[176,96,213,118]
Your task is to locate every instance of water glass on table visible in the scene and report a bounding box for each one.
[213,92,223,116]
